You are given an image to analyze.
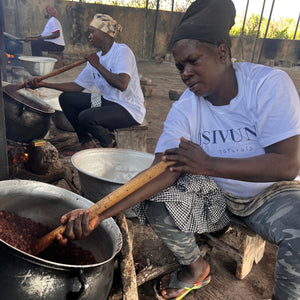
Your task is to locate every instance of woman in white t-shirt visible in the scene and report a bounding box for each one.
[54,1,300,300]
[26,5,65,56]
[25,13,145,151]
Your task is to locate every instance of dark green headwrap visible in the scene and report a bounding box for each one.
[169,0,236,50]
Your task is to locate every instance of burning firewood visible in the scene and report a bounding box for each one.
[8,139,80,194]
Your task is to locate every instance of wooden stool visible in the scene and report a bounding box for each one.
[46,51,64,69]
[114,120,148,152]
[204,218,266,279]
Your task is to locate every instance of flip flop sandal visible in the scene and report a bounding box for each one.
[63,150,78,156]
[154,270,211,300]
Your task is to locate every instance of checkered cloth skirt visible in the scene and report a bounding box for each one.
[133,173,300,234]
[133,173,230,234]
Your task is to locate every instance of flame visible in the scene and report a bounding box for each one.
[6,53,14,59]
[12,153,28,165]
[10,146,29,165]
[6,53,15,64]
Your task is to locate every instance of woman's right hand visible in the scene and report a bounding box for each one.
[162,137,212,175]
[56,209,100,246]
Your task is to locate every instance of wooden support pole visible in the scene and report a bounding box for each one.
[0,72,9,180]
[115,213,139,300]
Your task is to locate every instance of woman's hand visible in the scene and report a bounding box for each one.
[24,77,43,89]
[85,53,101,68]
[162,137,211,175]
[55,209,100,245]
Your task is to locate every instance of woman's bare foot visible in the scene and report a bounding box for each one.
[107,140,116,148]
[157,256,210,299]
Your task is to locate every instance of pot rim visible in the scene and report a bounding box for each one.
[2,82,55,115]
[71,148,155,184]
[18,55,57,63]
[0,180,123,270]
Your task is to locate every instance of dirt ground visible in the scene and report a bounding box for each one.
[20,59,300,299]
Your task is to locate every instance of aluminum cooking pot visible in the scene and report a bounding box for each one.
[2,83,55,143]
[0,180,122,300]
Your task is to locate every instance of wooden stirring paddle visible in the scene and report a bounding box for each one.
[33,160,176,255]
[4,58,87,94]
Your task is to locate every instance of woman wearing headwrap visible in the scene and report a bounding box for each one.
[54,1,300,300]
[25,13,145,151]
[26,5,65,56]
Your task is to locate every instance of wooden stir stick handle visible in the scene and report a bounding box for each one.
[37,59,87,81]
[33,160,175,255]
[12,59,87,91]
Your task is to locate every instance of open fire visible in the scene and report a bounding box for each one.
[7,140,29,177]
[5,52,15,64]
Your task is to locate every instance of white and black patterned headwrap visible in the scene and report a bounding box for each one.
[90,13,122,38]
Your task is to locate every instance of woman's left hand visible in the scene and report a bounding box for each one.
[162,137,211,175]
[85,53,101,68]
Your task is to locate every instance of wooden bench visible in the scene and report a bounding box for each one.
[114,120,148,152]
[203,218,266,279]
[45,51,64,69]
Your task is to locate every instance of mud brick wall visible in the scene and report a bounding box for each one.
[3,0,300,65]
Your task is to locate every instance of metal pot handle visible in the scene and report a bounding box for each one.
[66,269,87,300]
[18,105,26,117]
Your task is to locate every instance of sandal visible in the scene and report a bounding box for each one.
[154,270,211,300]
[63,150,78,156]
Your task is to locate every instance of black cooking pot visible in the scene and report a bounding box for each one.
[2,84,55,143]
[0,180,122,300]
[4,32,23,55]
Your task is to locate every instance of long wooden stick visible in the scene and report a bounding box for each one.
[33,160,175,255]
[37,59,87,81]
[4,59,87,92]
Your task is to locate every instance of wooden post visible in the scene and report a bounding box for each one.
[0,0,7,81]
[115,213,139,300]
[0,71,9,180]
[0,0,9,180]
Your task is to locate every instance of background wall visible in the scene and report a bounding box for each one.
[2,0,300,66]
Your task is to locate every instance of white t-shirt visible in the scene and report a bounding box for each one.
[156,62,300,197]
[41,16,65,46]
[75,42,145,124]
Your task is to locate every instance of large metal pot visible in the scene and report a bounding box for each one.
[2,83,55,143]
[4,32,23,55]
[0,180,122,300]
[71,148,154,202]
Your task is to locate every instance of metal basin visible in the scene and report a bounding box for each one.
[0,180,122,300]
[18,56,57,76]
[71,148,154,202]
[2,82,55,143]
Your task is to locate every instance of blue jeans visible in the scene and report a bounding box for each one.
[144,190,300,300]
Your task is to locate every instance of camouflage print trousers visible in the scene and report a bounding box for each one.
[144,190,300,300]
